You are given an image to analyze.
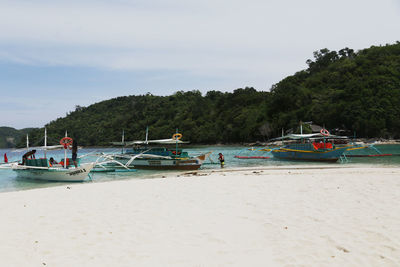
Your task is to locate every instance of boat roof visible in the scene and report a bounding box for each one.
[111,138,189,146]
[270,133,349,141]
[12,145,65,152]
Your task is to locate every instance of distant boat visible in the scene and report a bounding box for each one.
[270,130,354,162]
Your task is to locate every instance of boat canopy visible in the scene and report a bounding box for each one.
[111,138,189,146]
[12,145,65,152]
[270,133,349,141]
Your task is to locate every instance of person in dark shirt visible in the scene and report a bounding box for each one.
[218,153,225,168]
[22,150,36,165]
[49,157,58,166]
[72,140,78,168]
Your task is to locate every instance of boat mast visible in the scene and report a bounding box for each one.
[300,121,303,135]
[121,129,125,154]
[26,134,29,150]
[44,127,47,159]
[145,126,149,145]
[175,128,178,153]
[300,121,304,143]
[64,130,68,168]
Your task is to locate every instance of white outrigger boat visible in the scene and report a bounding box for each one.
[1,129,95,182]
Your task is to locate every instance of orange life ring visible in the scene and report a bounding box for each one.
[60,137,73,148]
[320,129,330,137]
[172,133,182,140]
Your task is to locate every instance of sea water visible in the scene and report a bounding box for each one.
[0,145,399,193]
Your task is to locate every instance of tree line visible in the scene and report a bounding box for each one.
[0,127,34,148]
[16,42,400,147]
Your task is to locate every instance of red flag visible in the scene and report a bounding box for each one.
[4,153,8,163]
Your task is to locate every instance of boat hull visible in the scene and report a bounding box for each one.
[115,158,202,170]
[107,153,210,171]
[271,146,349,162]
[12,163,95,182]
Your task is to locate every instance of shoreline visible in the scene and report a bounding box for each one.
[1,165,400,266]
[0,163,397,194]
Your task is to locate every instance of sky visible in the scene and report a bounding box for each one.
[0,0,399,129]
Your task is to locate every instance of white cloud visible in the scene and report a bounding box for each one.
[1,0,399,76]
[1,0,400,127]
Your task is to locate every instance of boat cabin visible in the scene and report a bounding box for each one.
[25,158,80,168]
[126,147,190,158]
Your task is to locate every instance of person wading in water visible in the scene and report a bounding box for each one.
[218,153,225,168]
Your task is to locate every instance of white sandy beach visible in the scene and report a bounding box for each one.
[1,165,400,266]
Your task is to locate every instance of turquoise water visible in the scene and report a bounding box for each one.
[1,144,399,193]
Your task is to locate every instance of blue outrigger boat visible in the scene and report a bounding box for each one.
[271,130,354,162]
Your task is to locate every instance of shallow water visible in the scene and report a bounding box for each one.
[0,144,399,193]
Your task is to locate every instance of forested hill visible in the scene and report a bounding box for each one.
[19,42,400,147]
[21,89,270,146]
[268,43,400,139]
[0,127,36,148]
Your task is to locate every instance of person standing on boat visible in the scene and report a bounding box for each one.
[71,140,78,168]
[21,149,36,165]
[218,153,225,168]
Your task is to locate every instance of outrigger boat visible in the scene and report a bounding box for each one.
[107,129,211,170]
[1,130,95,182]
[270,129,354,162]
[11,160,95,182]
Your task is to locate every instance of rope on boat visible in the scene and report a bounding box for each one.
[234,156,270,159]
